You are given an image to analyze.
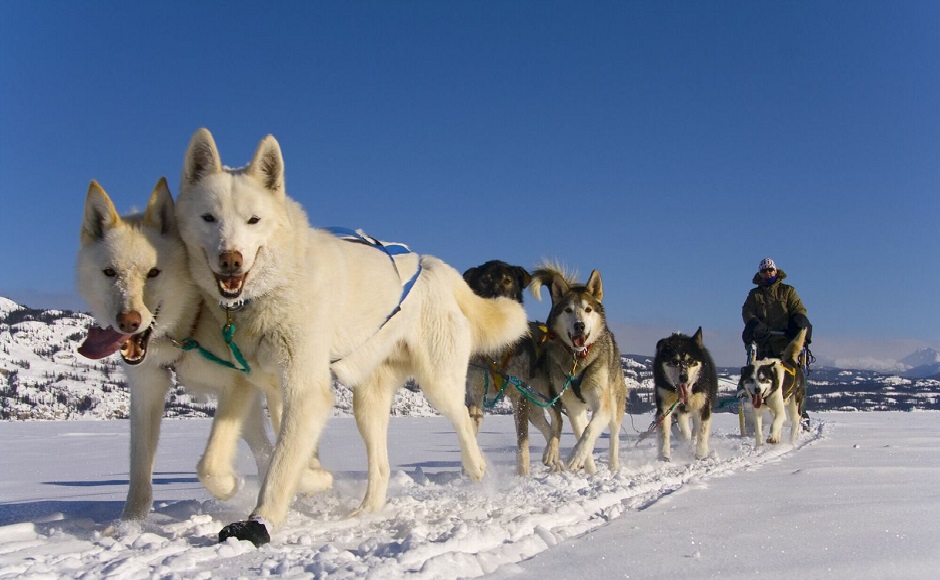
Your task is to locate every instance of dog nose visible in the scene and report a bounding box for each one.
[219,250,243,274]
[574,321,585,334]
[117,311,141,333]
[680,373,689,383]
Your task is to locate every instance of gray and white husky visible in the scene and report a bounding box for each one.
[77,179,276,521]
[653,327,719,461]
[176,129,528,545]
[738,329,808,447]
[529,263,627,473]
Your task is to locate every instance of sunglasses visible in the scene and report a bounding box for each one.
[760,268,776,274]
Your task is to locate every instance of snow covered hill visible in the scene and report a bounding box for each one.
[2,297,939,420]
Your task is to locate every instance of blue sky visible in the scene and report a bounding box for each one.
[1,1,937,368]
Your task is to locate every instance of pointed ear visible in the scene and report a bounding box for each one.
[586,269,603,301]
[144,177,176,236]
[656,337,667,353]
[182,128,222,186]
[247,134,285,194]
[514,266,532,289]
[549,275,568,304]
[81,180,121,244]
[693,326,704,348]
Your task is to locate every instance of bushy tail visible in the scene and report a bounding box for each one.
[450,268,528,356]
[528,260,579,302]
[782,328,808,365]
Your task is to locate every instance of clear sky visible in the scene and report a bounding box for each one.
[1,1,937,367]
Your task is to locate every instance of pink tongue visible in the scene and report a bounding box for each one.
[752,393,763,409]
[677,384,689,406]
[572,335,586,348]
[78,325,130,360]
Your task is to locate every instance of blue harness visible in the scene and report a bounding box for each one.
[324,227,423,327]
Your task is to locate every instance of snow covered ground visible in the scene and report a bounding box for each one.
[1,411,937,579]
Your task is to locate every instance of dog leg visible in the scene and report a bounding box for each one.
[248,368,333,532]
[787,398,801,445]
[466,369,485,436]
[122,366,173,521]
[542,404,565,471]
[418,364,487,483]
[513,396,531,476]
[566,405,600,474]
[676,412,693,443]
[768,404,785,445]
[607,398,623,471]
[657,409,672,461]
[753,407,764,447]
[198,379,256,500]
[695,414,712,460]
[352,366,400,514]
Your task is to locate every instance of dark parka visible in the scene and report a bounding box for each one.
[742,269,809,359]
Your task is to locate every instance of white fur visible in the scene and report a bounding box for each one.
[176,129,528,532]
[77,180,278,521]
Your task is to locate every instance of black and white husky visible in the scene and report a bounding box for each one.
[653,327,719,461]
[738,329,808,446]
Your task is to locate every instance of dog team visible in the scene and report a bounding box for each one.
[77,129,808,546]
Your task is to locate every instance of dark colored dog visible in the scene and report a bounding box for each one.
[463,260,556,475]
[653,327,719,461]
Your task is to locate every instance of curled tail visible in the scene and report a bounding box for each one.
[528,260,579,302]
[445,266,527,356]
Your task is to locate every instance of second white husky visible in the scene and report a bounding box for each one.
[176,128,528,545]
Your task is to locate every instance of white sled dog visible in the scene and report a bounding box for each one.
[77,178,275,521]
[176,128,528,545]
[529,263,627,474]
[738,328,808,447]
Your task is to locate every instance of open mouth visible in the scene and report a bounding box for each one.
[568,332,590,351]
[751,391,764,409]
[216,273,247,298]
[77,310,158,365]
[119,324,154,365]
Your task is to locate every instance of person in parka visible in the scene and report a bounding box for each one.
[741,257,812,361]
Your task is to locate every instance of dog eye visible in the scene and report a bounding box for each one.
[201,214,216,223]
[147,268,161,278]
[585,307,592,313]
[247,216,260,225]
[564,307,573,313]
[501,276,512,286]
[103,268,116,277]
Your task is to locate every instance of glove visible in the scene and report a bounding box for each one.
[743,319,769,344]
[787,314,812,342]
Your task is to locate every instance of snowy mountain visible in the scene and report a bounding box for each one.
[2,297,939,420]
[898,347,940,379]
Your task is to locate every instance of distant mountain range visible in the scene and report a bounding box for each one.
[2,296,938,420]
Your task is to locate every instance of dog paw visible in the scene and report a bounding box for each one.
[542,444,560,468]
[199,470,240,501]
[658,454,671,463]
[767,436,779,445]
[297,467,333,495]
